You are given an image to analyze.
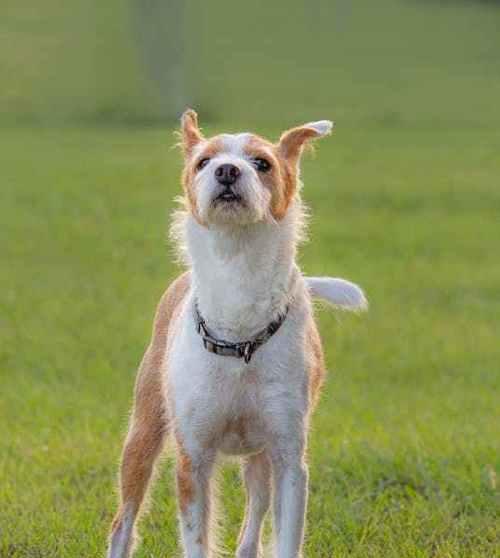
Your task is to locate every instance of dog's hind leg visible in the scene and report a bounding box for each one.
[107,273,191,558]
[236,451,272,558]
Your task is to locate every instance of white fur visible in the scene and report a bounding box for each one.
[184,206,301,338]
[304,120,334,136]
[107,504,135,558]
[306,276,368,311]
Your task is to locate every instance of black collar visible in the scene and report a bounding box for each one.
[194,302,289,363]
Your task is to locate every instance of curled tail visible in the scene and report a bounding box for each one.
[306,276,368,312]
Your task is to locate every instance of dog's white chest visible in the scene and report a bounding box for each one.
[167,339,269,455]
[217,395,267,456]
[165,293,309,457]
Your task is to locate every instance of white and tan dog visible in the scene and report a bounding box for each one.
[107,110,367,558]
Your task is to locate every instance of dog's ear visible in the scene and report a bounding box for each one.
[278,120,334,165]
[180,109,204,157]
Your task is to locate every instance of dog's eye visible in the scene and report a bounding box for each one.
[252,158,271,173]
[196,158,210,171]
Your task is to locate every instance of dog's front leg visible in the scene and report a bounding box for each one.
[237,451,272,558]
[270,438,308,558]
[176,437,216,558]
[107,350,169,558]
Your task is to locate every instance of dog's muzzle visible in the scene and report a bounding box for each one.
[214,187,242,204]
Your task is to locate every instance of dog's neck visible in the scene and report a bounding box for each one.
[181,202,303,341]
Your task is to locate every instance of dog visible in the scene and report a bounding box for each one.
[107,110,367,558]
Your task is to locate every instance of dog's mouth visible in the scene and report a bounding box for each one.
[214,189,242,205]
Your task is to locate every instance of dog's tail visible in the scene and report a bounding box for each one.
[306,276,368,312]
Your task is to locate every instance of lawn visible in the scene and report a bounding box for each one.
[1,0,500,556]
[1,121,499,557]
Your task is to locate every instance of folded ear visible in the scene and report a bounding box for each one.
[278,120,334,164]
[180,109,204,157]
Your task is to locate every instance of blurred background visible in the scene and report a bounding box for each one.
[1,1,499,557]
[2,0,500,128]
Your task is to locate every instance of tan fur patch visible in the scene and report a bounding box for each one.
[181,109,204,157]
[224,415,248,440]
[278,126,319,163]
[273,126,323,220]
[243,135,296,220]
[182,137,224,226]
[271,158,297,220]
[305,317,326,407]
[176,438,195,514]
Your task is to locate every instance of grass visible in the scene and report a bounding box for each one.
[1,0,500,556]
[1,122,499,557]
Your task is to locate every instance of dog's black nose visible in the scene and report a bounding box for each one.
[215,163,240,186]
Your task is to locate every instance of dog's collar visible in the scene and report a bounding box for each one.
[194,302,289,364]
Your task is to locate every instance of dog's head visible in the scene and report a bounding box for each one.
[179,110,333,227]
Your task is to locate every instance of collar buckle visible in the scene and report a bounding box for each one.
[242,341,256,364]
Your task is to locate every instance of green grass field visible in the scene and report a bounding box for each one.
[1,0,500,556]
[1,123,499,557]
